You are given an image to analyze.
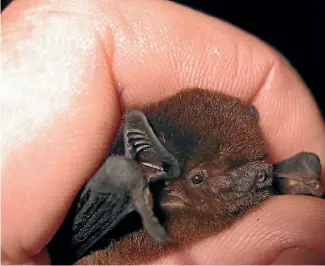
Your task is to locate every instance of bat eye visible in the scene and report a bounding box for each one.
[188,169,207,187]
[257,169,268,183]
[190,175,204,186]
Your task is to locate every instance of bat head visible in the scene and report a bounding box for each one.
[135,89,275,231]
[160,154,274,218]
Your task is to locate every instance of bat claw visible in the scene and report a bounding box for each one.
[162,236,179,247]
[148,228,178,246]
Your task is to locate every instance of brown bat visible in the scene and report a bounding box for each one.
[48,88,324,265]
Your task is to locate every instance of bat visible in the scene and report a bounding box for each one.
[47,88,324,265]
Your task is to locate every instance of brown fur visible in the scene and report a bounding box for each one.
[76,211,225,264]
[75,88,271,265]
[141,88,266,159]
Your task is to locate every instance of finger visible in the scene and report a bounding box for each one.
[15,0,323,174]
[152,196,325,264]
[2,0,324,263]
[2,0,121,262]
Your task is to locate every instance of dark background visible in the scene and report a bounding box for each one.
[2,0,323,117]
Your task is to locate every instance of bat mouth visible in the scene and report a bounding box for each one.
[159,186,189,210]
[161,194,187,209]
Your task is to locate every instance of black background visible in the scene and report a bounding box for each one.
[2,0,323,117]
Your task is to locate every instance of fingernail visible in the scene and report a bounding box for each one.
[272,247,325,265]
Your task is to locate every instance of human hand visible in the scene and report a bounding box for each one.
[2,0,325,264]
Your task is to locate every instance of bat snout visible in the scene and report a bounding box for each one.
[159,180,190,211]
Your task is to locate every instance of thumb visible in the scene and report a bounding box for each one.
[153,196,325,264]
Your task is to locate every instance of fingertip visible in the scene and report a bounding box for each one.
[271,247,325,265]
[153,196,325,264]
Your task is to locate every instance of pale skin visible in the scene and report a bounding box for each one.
[1,0,325,264]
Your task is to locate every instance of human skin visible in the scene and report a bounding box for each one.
[1,0,325,264]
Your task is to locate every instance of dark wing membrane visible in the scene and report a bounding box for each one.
[123,110,181,181]
[108,127,167,182]
[47,186,135,264]
[107,110,181,182]
[48,110,181,264]
[273,152,324,197]
[71,187,134,261]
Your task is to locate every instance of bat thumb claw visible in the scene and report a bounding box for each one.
[154,234,179,247]
[163,236,179,247]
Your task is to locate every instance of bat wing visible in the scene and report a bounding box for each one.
[48,111,180,264]
[47,177,135,264]
[273,152,324,197]
[71,152,176,261]
[71,184,133,261]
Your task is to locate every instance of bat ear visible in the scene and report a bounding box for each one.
[123,110,181,182]
[247,105,259,121]
[273,152,324,197]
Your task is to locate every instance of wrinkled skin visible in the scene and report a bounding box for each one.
[2,0,325,265]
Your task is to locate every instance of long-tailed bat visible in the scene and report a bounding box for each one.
[47,88,324,265]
